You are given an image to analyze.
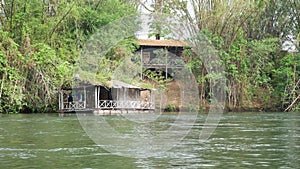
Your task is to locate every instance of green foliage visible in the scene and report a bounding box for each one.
[157,0,300,111]
[0,0,136,113]
[143,69,172,91]
[165,104,175,112]
[272,52,300,110]
[185,28,291,111]
[92,38,140,85]
[246,38,279,86]
[0,31,26,113]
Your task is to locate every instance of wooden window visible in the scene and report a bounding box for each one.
[142,52,151,63]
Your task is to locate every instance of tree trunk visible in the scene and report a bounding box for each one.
[154,0,163,40]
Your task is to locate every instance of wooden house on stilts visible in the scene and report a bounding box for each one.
[136,39,186,78]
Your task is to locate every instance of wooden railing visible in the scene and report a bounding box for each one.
[61,100,154,110]
[98,100,117,108]
[98,100,155,110]
[140,101,155,109]
[62,101,86,110]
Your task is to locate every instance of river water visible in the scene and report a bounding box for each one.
[0,112,299,168]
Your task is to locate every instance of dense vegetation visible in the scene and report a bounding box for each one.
[0,0,136,113]
[143,0,300,112]
[0,0,299,113]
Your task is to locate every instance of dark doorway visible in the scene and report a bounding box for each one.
[100,86,111,100]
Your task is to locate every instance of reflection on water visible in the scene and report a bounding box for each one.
[0,112,299,168]
[77,112,198,158]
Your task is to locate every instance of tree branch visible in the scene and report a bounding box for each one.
[284,94,300,112]
[139,0,154,13]
[47,3,74,42]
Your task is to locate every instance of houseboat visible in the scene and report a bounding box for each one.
[58,80,155,115]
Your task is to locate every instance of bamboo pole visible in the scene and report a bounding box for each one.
[284,94,300,112]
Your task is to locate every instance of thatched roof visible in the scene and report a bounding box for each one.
[137,39,186,47]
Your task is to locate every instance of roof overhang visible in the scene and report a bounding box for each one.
[137,39,186,47]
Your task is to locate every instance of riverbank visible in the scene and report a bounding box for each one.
[163,81,288,113]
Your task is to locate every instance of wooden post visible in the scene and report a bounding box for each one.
[84,87,87,108]
[165,47,168,80]
[95,86,98,109]
[123,88,126,109]
[98,86,100,108]
[58,91,61,110]
[61,91,64,110]
[141,46,143,80]
[123,88,126,101]
[154,90,156,109]
[117,88,119,101]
